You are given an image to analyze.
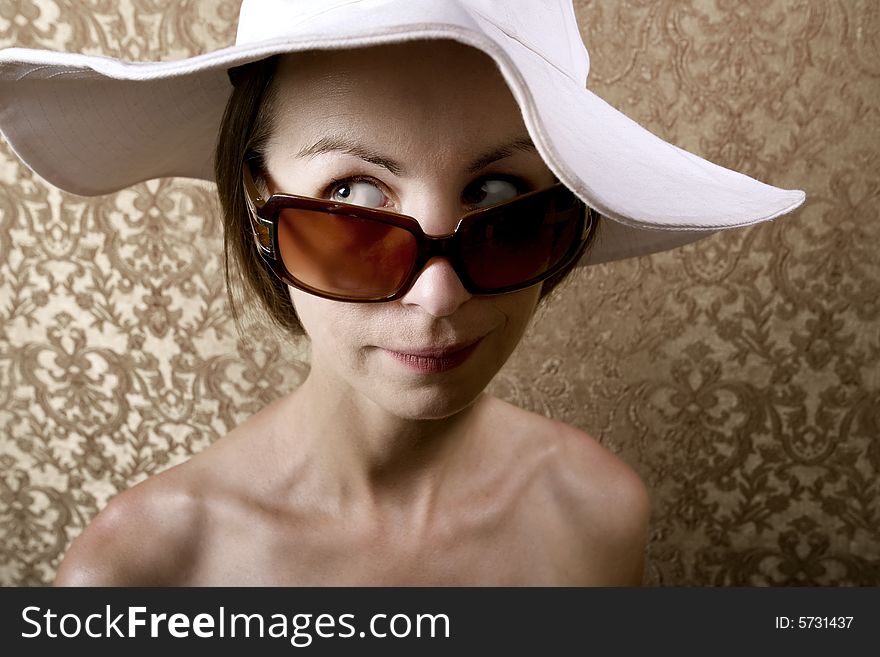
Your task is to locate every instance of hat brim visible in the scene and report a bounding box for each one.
[0,12,805,265]
[472,18,806,264]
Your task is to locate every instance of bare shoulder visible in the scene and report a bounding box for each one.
[554,420,650,525]
[484,397,649,512]
[54,399,295,586]
[548,419,650,585]
[483,397,650,584]
[54,464,204,586]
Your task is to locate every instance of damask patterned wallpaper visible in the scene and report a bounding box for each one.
[0,0,877,586]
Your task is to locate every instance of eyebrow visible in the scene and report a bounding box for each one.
[297,136,403,175]
[466,136,537,174]
[295,134,538,176]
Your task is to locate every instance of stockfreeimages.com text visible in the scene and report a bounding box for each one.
[21,605,450,646]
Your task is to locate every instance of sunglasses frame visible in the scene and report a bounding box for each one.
[243,163,596,302]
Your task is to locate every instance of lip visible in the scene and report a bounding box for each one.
[382,338,483,374]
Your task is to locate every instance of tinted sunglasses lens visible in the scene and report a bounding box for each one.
[276,208,418,299]
[459,188,583,290]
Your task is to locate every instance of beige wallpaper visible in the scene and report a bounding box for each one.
[1,0,877,586]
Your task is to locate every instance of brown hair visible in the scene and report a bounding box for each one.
[214,55,594,337]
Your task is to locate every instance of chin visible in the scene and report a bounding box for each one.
[369,380,487,421]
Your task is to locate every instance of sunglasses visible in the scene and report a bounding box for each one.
[243,163,595,302]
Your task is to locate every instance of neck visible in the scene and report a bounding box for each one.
[279,364,487,525]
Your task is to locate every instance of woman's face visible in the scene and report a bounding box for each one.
[262,40,556,420]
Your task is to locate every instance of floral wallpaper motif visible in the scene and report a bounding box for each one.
[1,0,877,586]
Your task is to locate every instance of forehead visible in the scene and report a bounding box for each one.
[266,40,528,163]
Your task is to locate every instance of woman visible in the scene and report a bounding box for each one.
[0,0,804,585]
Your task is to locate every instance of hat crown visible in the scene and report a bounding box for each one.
[235,0,590,83]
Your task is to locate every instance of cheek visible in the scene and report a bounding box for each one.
[288,288,377,361]
[497,287,541,332]
[290,288,349,344]
[476,287,541,368]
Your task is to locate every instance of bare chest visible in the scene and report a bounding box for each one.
[189,489,589,586]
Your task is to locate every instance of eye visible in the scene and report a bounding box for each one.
[329,178,389,208]
[462,178,522,208]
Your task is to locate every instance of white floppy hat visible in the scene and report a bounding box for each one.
[0,0,805,265]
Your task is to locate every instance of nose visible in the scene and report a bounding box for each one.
[399,256,472,317]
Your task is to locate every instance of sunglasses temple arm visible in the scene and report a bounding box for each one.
[242,163,275,255]
[243,162,266,209]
